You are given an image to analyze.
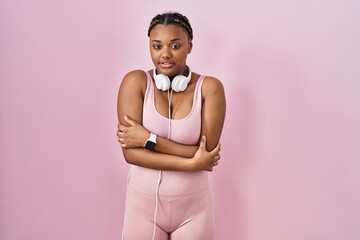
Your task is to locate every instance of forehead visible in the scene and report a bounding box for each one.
[149,24,189,40]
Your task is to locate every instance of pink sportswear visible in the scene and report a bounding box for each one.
[122,72,214,240]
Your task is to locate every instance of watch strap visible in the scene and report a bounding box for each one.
[148,133,157,143]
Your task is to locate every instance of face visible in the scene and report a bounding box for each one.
[149,24,192,77]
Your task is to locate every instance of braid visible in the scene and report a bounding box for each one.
[147,12,193,40]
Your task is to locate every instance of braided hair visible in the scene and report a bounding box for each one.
[147,12,193,40]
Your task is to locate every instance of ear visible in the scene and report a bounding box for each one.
[188,41,193,54]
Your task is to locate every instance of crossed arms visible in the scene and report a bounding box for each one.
[117,70,226,172]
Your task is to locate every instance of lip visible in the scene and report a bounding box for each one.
[160,62,174,68]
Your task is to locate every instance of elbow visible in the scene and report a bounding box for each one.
[206,141,220,152]
[121,148,147,166]
[122,148,136,165]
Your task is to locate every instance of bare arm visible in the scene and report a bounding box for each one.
[117,70,219,171]
[121,135,218,171]
[117,115,198,158]
[200,76,226,151]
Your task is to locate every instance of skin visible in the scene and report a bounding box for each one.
[117,23,226,172]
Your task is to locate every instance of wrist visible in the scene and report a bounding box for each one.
[144,133,157,151]
[185,157,197,172]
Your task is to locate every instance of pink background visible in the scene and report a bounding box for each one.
[1,0,360,239]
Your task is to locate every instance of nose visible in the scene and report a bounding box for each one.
[161,47,172,59]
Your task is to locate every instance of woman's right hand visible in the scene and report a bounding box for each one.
[190,135,221,172]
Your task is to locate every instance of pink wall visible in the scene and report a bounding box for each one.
[1,0,359,239]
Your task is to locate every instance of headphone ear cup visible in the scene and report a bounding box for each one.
[172,75,188,92]
[154,74,171,91]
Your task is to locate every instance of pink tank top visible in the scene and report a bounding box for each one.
[128,72,209,196]
[142,72,205,144]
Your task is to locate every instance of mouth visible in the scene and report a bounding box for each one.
[160,62,174,68]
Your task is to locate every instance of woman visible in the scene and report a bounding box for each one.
[117,12,226,240]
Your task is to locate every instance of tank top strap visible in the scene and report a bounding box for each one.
[144,71,154,104]
[193,75,206,110]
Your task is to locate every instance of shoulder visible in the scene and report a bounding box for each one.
[122,69,148,83]
[201,75,225,96]
[120,69,148,92]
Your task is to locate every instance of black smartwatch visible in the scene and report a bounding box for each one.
[144,133,157,151]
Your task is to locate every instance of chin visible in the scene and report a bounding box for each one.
[157,68,177,76]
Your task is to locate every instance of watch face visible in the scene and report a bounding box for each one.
[145,141,156,151]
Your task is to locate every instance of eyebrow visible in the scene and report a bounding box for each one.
[151,37,182,43]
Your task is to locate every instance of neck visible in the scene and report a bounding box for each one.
[170,66,189,79]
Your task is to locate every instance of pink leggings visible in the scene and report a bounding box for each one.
[122,187,214,240]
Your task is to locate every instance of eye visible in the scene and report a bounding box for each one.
[153,44,162,50]
[171,44,181,49]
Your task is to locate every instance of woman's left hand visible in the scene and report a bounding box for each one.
[117,116,150,148]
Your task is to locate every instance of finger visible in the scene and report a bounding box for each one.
[118,124,127,133]
[215,142,221,151]
[124,115,136,126]
[117,139,126,147]
[117,131,125,138]
[199,135,206,150]
[210,142,221,155]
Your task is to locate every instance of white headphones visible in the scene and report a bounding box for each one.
[153,68,192,92]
